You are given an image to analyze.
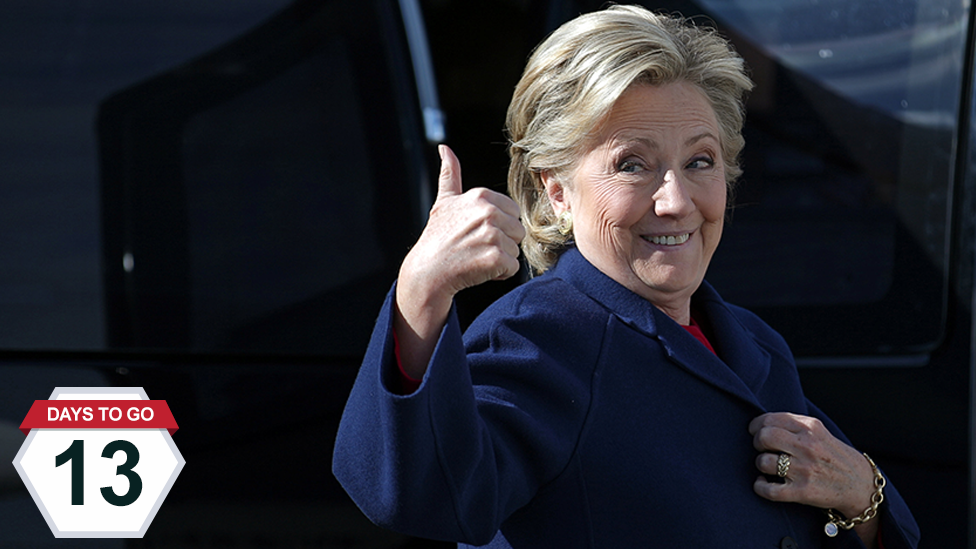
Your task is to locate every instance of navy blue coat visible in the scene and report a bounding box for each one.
[333,248,919,548]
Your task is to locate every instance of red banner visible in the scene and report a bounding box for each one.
[20,400,179,436]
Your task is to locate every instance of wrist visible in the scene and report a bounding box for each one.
[824,453,886,538]
[392,272,455,381]
[395,276,453,338]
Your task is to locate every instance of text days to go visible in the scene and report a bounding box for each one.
[48,407,156,422]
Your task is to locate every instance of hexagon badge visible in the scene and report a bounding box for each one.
[13,387,184,538]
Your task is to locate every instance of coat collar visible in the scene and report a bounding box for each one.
[549,248,770,410]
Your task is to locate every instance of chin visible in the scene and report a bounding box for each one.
[636,261,701,284]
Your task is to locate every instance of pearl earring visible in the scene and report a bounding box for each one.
[557,211,573,236]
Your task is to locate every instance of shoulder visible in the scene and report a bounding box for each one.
[726,302,785,344]
[470,274,609,331]
[698,284,795,363]
[731,304,790,348]
[463,273,612,362]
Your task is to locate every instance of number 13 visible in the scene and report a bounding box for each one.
[55,439,143,507]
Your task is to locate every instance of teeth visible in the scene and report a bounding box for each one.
[645,233,690,246]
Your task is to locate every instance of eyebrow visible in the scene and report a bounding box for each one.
[615,136,656,150]
[685,131,720,147]
[616,131,719,150]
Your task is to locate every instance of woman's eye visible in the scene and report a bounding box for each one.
[687,156,715,170]
[618,159,644,173]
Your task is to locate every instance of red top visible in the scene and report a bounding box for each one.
[683,317,716,355]
[394,331,423,394]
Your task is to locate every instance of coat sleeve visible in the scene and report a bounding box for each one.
[332,283,600,545]
[806,401,921,549]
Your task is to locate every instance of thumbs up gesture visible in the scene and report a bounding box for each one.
[394,145,525,378]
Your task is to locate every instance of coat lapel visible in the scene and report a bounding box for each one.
[551,249,769,411]
[654,295,770,410]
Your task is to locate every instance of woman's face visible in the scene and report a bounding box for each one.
[545,81,727,322]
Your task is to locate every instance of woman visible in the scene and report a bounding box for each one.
[333,5,919,548]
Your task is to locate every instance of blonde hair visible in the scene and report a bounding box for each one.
[507,5,753,273]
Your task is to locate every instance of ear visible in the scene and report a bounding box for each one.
[541,170,570,215]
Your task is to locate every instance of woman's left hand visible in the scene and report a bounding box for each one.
[750,412,879,545]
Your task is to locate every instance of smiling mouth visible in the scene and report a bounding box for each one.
[642,233,691,246]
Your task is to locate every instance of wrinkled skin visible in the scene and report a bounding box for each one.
[751,412,880,546]
[394,145,524,379]
[391,83,880,547]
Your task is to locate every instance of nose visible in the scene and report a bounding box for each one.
[653,169,695,218]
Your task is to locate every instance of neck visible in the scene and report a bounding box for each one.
[654,301,692,326]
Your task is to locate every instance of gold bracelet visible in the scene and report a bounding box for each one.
[824,453,886,537]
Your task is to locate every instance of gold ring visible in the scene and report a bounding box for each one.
[776,453,791,478]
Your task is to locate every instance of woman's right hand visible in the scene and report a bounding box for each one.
[394,145,525,379]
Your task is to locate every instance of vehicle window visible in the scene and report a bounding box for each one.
[99,0,430,355]
[180,41,384,352]
[693,0,968,357]
[1,0,966,360]
[1,0,430,356]
[0,1,290,350]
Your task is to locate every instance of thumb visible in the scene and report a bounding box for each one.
[436,144,463,199]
